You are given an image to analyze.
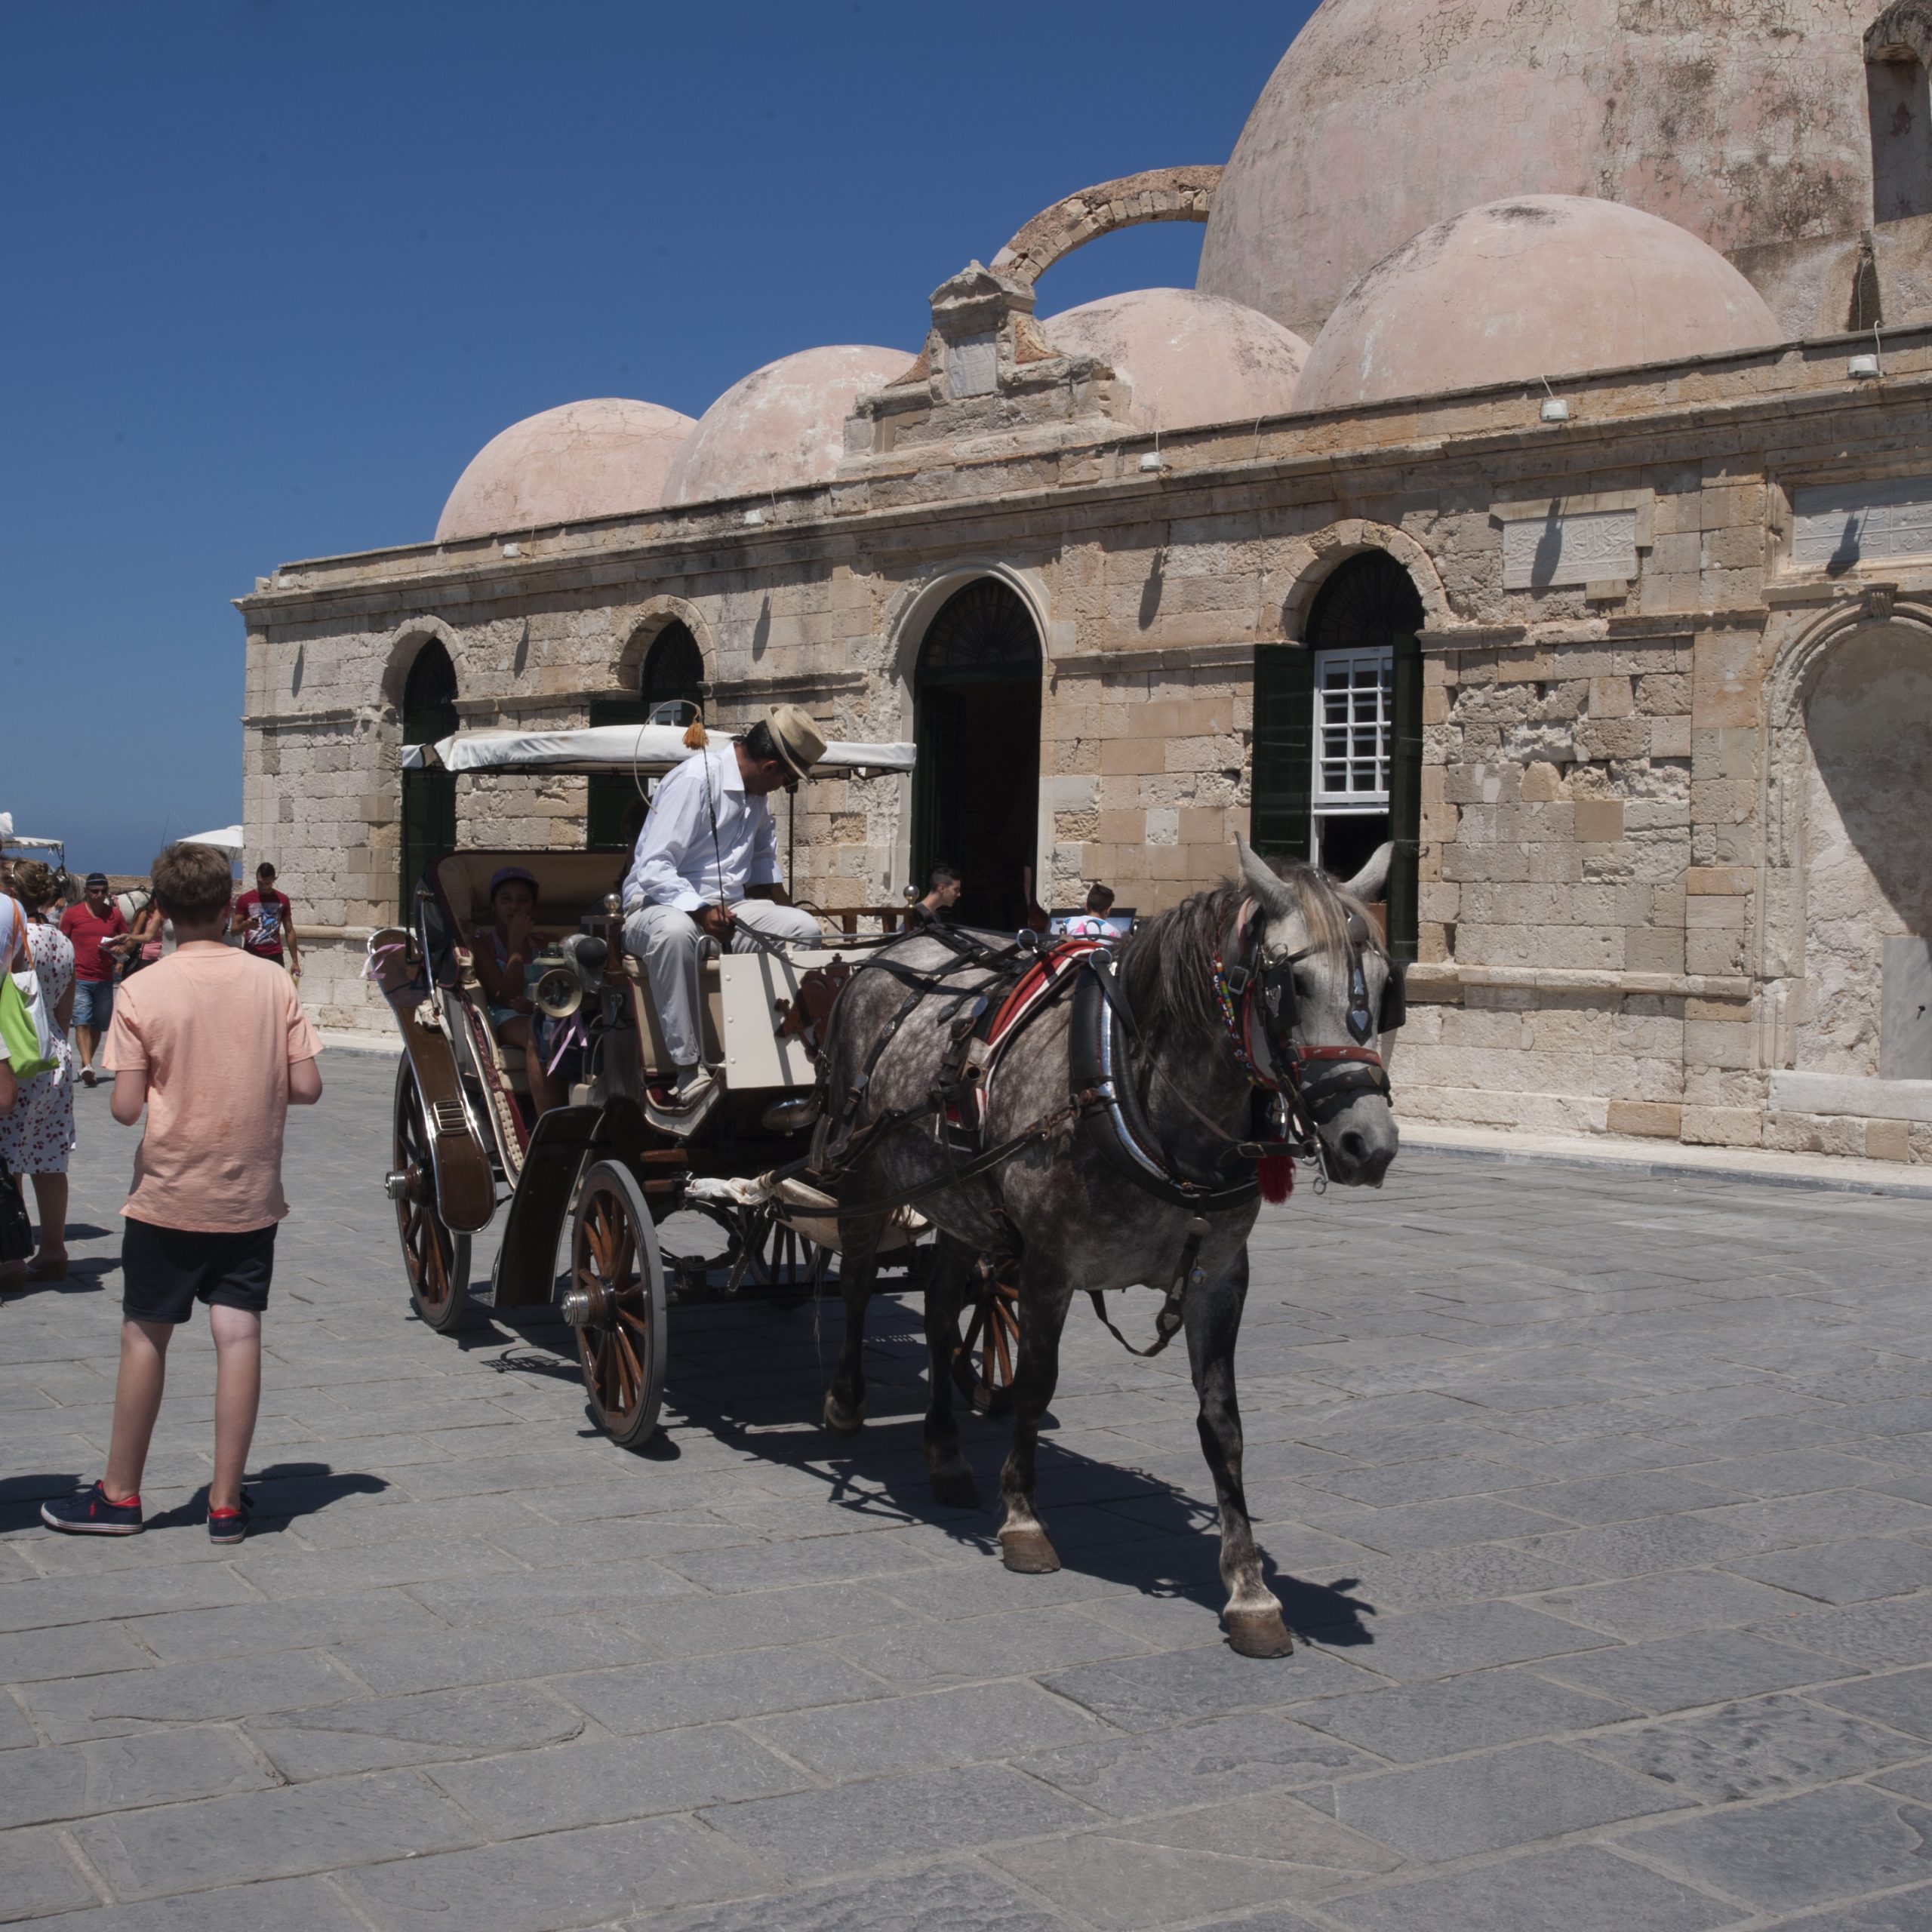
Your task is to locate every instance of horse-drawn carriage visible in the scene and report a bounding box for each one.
[370,722,974,1447]
[373,718,1406,1654]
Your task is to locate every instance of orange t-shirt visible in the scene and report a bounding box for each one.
[103,943,322,1232]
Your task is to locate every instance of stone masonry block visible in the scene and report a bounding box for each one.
[1574,800,1625,844]
[1868,1118,1912,1161]
[1606,1100,1683,1139]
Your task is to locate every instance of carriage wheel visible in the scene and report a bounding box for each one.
[724,1202,832,1306]
[566,1161,669,1450]
[952,1263,1020,1416]
[391,1058,471,1334]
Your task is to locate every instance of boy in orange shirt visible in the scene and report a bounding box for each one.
[42,842,322,1543]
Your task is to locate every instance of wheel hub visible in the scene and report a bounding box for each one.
[559,1278,613,1328]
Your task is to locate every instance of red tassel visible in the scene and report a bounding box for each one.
[1257,1153,1294,1204]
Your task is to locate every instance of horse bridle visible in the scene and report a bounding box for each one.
[1215,897,1407,1135]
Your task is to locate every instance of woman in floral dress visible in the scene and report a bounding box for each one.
[0,862,77,1288]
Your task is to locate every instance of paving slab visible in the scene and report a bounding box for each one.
[9,1054,1932,1927]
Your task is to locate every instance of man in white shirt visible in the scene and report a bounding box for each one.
[621,706,825,1127]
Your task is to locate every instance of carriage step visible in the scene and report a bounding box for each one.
[432,1099,469,1137]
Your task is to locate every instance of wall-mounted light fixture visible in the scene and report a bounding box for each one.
[741,508,766,527]
[1849,352,1881,380]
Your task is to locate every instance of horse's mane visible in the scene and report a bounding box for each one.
[1117,858,1361,1052]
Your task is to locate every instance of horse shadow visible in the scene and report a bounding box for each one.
[501,1287,1376,1646]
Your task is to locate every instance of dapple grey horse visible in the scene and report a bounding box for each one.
[817,837,1401,1656]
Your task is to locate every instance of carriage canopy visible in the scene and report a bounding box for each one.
[401,724,916,778]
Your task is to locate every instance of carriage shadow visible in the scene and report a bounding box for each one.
[497,1287,1375,1642]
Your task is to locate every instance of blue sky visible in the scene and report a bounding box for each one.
[1,2,1309,875]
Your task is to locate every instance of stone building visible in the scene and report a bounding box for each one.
[240,0,1932,1164]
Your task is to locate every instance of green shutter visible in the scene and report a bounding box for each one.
[1251,644,1314,862]
[1387,632,1423,962]
[586,697,651,850]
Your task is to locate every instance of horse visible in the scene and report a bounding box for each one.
[814,835,1402,1656]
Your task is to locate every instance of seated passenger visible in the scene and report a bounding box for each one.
[471,866,564,1119]
[621,706,826,1132]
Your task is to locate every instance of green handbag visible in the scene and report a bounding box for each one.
[0,969,55,1081]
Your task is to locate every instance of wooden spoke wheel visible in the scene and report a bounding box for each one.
[952,1264,1020,1415]
[567,1161,669,1450]
[724,1202,832,1306]
[392,1058,471,1334]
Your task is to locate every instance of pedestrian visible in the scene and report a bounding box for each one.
[907,862,962,930]
[123,893,165,977]
[40,842,322,1541]
[0,863,77,1290]
[59,872,131,1087]
[235,861,301,982]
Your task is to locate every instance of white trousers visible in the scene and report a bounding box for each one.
[622,899,822,1070]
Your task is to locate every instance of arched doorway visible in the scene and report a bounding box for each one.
[1252,550,1424,957]
[399,638,458,915]
[588,621,706,849]
[912,579,1041,931]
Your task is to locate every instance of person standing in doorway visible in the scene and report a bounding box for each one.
[908,863,962,931]
[40,842,322,1542]
[235,863,301,982]
[60,874,131,1087]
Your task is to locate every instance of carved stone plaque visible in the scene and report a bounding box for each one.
[1500,508,1638,589]
[1792,475,1932,569]
[947,334,998,398]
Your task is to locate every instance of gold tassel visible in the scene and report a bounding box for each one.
[683,717,708,749]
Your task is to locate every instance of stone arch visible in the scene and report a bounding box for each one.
[1761,594,1932,989]
[989,166,1223,287]
[884,561,1054,700]
[378,617,465,715]
[1268,521,1453,641]
[611,595,714,692]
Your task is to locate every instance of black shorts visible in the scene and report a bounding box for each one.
[122,1219,277,1325]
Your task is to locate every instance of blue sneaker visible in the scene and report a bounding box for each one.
[207,1494,253,1545]
[42,1481,143,1536]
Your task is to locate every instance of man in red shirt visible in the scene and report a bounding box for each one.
[60,872,132,1087]
[235,863,301,981]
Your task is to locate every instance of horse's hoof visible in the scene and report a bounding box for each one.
[929,1464,980,1509]
[1225,1609,1295,1658]
[1000,1527,1061,1574]
[823,1394,865,1436]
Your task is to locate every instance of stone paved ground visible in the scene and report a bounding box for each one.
[8,1052,1932,1929]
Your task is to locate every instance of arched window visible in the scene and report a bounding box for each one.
[1252,552,1424,958]
[588,621,708,850]
[1869,28,1932,223]
[400,638,458,915]
[912,580,1043,930]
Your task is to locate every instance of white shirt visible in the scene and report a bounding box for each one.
[621,747,782,914]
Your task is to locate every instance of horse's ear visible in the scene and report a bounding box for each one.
[1234,832,1295,915]
[1345,841,1394,903]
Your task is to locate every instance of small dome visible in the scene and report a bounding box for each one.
[1294,196,1783,412]
[436,398,696,541]
[666,345,911,506]
[1042,287,1309,432]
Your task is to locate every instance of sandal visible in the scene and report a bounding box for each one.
[26,1255,68,1281]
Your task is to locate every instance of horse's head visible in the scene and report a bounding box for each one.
[1234,834,1401,1187]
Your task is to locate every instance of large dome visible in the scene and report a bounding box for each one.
[1198,0,1875,337]
[1294,197,1783,411]
[435,398,696,541]
[1041,287,1309,432]
[666,345,912,506]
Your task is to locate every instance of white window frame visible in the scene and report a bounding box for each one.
[1310,645,1393,851]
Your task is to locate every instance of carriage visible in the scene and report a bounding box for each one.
[369,722,1015,1447]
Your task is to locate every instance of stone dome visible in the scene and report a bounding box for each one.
[666,345,912,506]
[1294,196,1783,411]
[435,398,697,541]
[1041,287,1309,432]
[1198,0,1875,337]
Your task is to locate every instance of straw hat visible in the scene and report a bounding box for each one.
[765,704,826,781]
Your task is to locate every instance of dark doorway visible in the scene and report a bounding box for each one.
[912,580,1041,931]
[399,638,457,917]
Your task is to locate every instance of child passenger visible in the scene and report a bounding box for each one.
[40,841,321,1543]
[472,866,564,1118]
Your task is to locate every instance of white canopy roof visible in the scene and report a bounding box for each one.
[181,825,246,854]
[401,724,916,777]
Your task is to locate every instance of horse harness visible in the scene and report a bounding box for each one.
[811,904,1406,1357]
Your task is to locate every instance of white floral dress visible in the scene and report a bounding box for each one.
[0,921,76,1177]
